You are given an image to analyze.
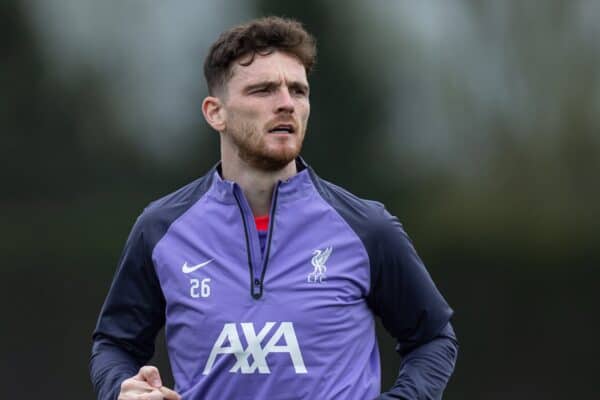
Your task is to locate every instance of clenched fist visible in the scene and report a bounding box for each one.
[118,365,181,400]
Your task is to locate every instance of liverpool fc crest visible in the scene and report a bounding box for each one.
[307,246,332,283]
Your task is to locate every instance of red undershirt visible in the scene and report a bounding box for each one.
[254,215,269,231]
[254,215,269,255]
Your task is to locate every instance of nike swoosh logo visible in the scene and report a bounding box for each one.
[182,259,214,273]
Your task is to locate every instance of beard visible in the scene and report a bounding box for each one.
[225,120,304,171]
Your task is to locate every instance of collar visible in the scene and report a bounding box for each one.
[208,157,314,205]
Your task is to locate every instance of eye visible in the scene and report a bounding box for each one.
[250,86,271,95]
[291,87,308,97]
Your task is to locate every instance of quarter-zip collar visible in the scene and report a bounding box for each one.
[207,157,314,300]
[208,157,314,205]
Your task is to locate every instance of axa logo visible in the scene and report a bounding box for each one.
[203,322,307,375]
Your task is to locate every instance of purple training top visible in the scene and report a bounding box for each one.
[91,159,457,400]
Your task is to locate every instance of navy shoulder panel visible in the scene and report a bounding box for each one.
[140,166,216,246]
[308,168,453,352]
[307,168,384,248]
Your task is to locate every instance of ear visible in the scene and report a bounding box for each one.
[202,96,226,132]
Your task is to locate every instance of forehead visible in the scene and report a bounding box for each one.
[228,51,308,89]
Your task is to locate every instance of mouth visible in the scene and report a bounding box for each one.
[268,124,296,134]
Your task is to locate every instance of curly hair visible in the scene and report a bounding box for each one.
[204,16,317,95]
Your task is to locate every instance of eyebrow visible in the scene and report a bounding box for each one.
[244,80,309,93]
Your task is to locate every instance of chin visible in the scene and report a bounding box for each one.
[250,148,300,171]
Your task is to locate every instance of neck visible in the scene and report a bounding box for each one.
[221,155,297,216]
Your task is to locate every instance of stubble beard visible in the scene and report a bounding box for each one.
[226,121,304,171]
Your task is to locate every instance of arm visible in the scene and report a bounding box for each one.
[376,323,458,399]
[90,215,167,400]
[367,209,458,399]
[90,338,143,400]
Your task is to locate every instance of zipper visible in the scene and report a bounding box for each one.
[233,191,256,298]
[258,182,281,296]
[233,182,281,300]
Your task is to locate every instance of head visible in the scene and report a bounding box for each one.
[201,17,316,171]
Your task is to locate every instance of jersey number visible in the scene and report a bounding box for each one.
[190,278,211,298]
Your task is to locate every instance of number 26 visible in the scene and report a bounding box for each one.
[190,278,211,298]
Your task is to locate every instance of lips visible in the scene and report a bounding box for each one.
[268,123,296,134]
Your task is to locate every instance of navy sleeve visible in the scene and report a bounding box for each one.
[375,323,458,400]
[367,208,457,399]
[90,215,166,400]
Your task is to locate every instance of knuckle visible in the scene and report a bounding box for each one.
[141,365,158,374]
[138,392,160,400]
[120,378,132,390]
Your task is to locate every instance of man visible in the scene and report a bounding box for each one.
[91,16,458,400]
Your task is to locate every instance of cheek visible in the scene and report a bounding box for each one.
[300,104,310,125]
[227,111,262,135]
[226,101,262,121]
[300,99,310,115]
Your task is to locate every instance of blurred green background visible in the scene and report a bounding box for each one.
[3,1,599,399]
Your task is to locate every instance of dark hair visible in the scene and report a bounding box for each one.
[204,16,317,95]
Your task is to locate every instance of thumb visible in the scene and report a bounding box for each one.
[137,365,163,388]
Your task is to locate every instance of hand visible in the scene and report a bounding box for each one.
[118,365,181,400]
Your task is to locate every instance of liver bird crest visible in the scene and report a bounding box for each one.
[308,246,332,283]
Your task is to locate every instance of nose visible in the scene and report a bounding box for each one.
[275,87,295,114]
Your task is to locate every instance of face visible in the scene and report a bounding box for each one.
[219,51,310,171]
